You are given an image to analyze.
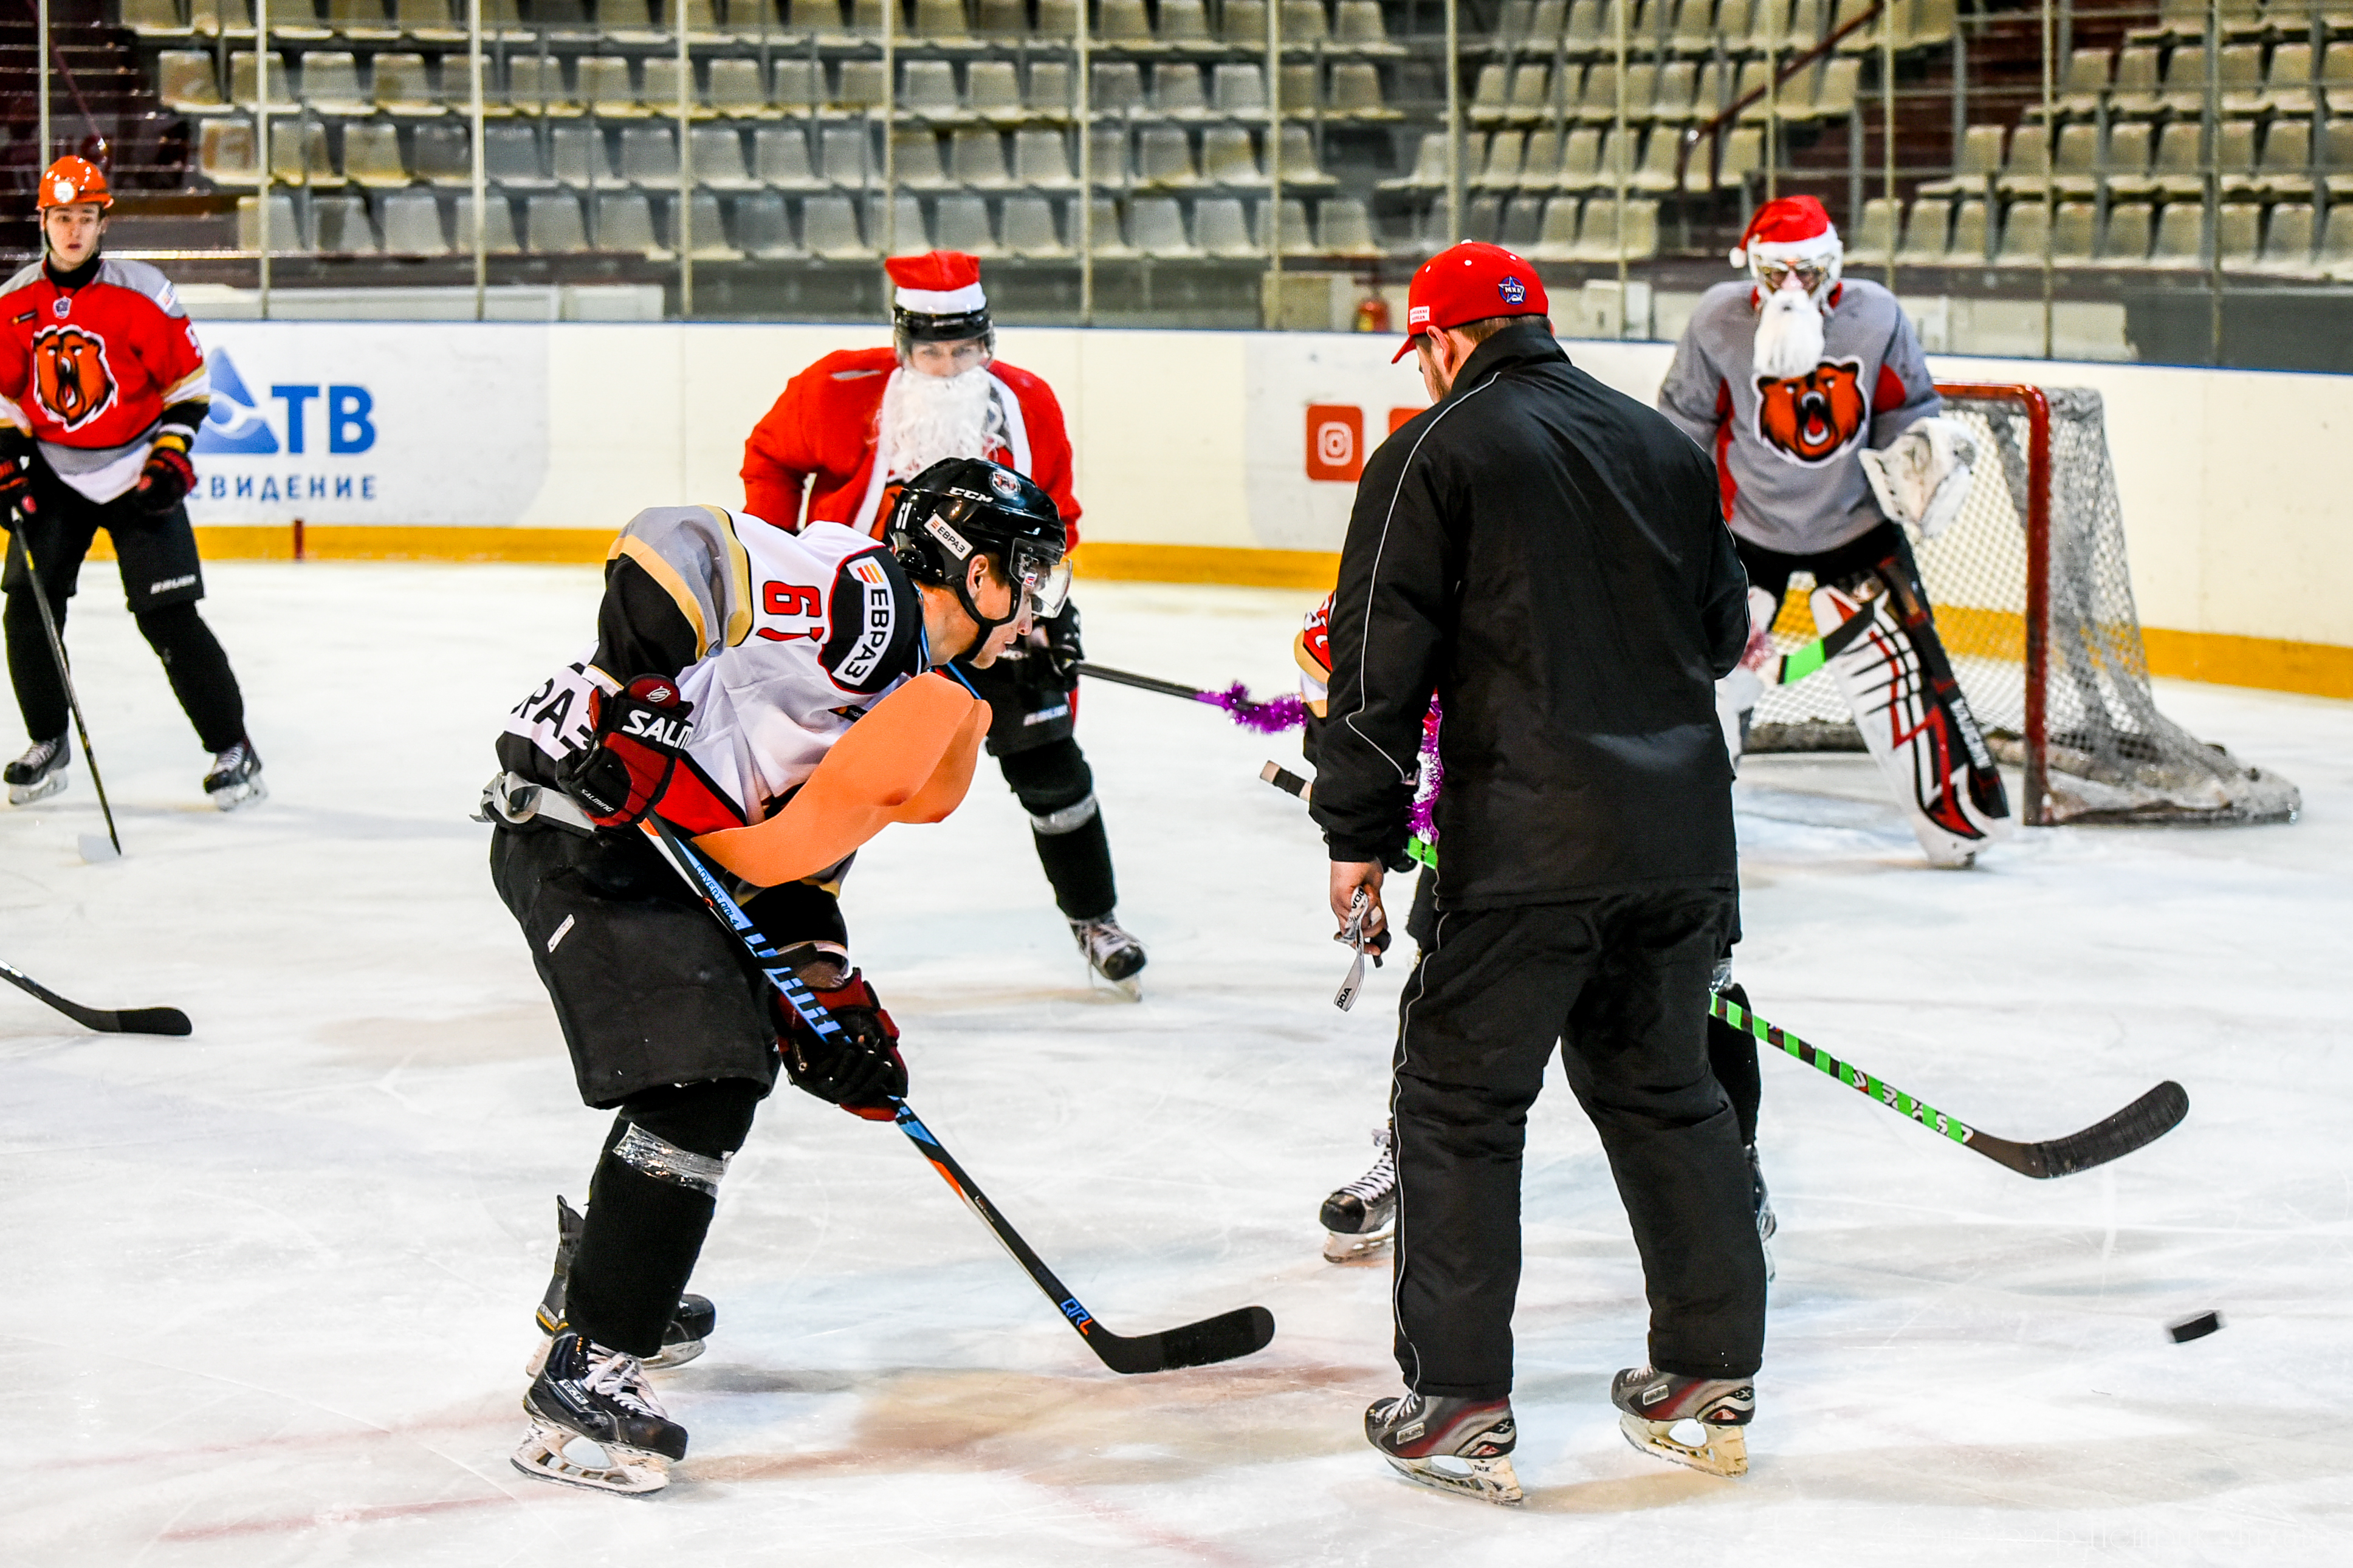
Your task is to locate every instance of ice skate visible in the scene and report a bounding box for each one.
[5,735,67,805]
[1364,1391,1523,1506]
[532,1195,716,1373]
[1749,1142,1777,1284]
[1319,1125,1396,1263]
[1070,914,1146,998]
[514,1328,687,1496]
[1610,1366,1753,1478]
[202,739,266,811]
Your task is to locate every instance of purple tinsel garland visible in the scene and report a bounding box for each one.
[1196,682,1310,734]
[1409,701,1443,841]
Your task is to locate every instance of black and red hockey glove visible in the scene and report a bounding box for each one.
[778,971,907,1121]
[133,431,196,515]
[555,674,695,829]
[0,433,38,522]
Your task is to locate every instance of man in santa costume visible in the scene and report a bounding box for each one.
[1658,196,2010,869]
[740,250,1146,990]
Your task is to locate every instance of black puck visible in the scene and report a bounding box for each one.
[2168,1310,2222,1343]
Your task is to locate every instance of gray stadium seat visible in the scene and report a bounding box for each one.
[1160,0,1211,41]
[314,192,382,252]
[772,60,822,112]
[453,193,523,253]
[1199,125,1261,184]
[1212,62,1266,114]
[974,0,1027,35]
[934,194,1000,256]
[1994,199,2048,264]
[801,194,868,258]
[949,128,1013,187]
[733,191,799,258]
[377,188,452,253]
[2257,202,2315,273]
[371,51,441,114]
[1137,126,1199,187]
[892,129,953,188]
[1001,196,1069,257]
[2099,201,2152,261]
[1317,196,1379,255]
[1153,63,1209,115]
[524,191,589,252]
[595,191,664,255]
[1529,195,1581,260]
[1013,129,1076,187]
[298,50,369,115]
[549,124,614,186]
[693,126,758,190]
[198,118,259,184]
[343,122,411,186]
[902,60,960,115]
[159,50,224,112]
[1943,198,1989,262]
[619,124,681,183]
[1258,195,1310,253]
[1846,196,1897,265]
[1092,62,1145,112]
[820,125,873,185]
[969,60,1022,118]
[228,51,294,109]
[236,192,303,250]
[1027,60,1073,114]
[1895,196,1952,264]
[1382,132,1446,190]
[1127,196,1198,256]
[707,58,766,116]
[676,191,737,258]
[1194,196,1256,256]
[755,126,824,190]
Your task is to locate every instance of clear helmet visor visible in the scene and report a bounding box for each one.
[1011,539,1072,621]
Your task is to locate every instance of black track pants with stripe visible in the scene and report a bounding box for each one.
[1389,888,1765,1399]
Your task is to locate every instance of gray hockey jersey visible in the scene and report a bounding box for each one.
[1656,278,1939,556]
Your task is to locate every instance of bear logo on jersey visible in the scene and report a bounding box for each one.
[1753,359,1866,465]
[32,326,117,433]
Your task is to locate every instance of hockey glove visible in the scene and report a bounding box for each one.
[133,431,196,515]
[555,674,696,829]
[778,970,907,1120]
[0,433,37,522]
[1039,601,1084,686]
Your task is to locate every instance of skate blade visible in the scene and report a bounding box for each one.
[512,1416,670,1496]
[1088,967,1144,1002]
[1381,1452,1523,1506]
[1618,1413,1748,1478]
[643,1338,706,1372]
[208,778,267,813]
[1322,1225,1395,1264]
[9,775,65,806]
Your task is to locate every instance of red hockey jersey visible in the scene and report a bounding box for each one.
[740,346,1082,550]
[0,257,209,504]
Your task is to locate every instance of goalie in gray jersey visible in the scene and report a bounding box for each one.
[1658,195,2010,869]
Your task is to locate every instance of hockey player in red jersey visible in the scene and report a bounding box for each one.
[1658,196,2004,868]
[0,157,261,810]
[740,250,1145,991]
[481,458,1071,1494]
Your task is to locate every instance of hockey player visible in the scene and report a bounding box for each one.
[1658,196,2004,868]
[1296,591,1774,1275]
[481,458,1071,1494]
[740,250,1145,991]
[0,156,262,810]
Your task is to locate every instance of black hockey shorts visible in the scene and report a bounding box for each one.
[490,821,781,1109]
[1733,520,1916,622]
[963,648,1076,756]
[0,460,207,613]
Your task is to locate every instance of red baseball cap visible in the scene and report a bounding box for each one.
[1393,242,1549,363]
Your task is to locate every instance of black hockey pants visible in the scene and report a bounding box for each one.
[998,738,1116,923]
[1390,888,1765,1399]
[1,482,245,753]
[564,1078,765,1360]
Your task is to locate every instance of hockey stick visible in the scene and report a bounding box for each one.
[1762,601,1878,686]
[0,957,190,1035]
[1074,663,1308,732]
[1711,995,2188,1179]
[6,526,121,857]
[1254,764,2188,1178]
[635,813,1277,1374]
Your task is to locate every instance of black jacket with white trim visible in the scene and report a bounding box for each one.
[1312,321,1751,908]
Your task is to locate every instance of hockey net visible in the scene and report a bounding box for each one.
[1746,383,2300,826]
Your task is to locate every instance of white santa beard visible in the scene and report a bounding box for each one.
[1753,285,1827,380]
[883,365,1007,480]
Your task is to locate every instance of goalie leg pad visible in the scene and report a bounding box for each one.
[1812,576,2011,867]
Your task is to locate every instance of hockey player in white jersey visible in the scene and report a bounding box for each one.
[480,457,1069,1494]
[1658,196,2008,868]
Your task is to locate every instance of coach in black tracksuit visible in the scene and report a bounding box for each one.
[1314,251,1765,1405]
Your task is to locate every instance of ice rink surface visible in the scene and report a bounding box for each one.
[2,564,2346,1567]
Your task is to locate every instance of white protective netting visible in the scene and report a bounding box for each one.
[1747,386,2300,825]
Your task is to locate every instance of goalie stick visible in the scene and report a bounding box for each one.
[0,958,190,1036]
[636,814,1276,1374]
[1256,764,2187,1179]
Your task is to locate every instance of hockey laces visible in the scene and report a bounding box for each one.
[1335,1129,1395,1201]
[583,1347,666,1420]
[1333,889,1383,1012]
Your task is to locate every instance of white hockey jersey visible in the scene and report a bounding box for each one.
[501,505,927,832]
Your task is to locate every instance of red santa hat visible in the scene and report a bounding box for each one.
[1728,196,1842,270]
[885,250,988,317]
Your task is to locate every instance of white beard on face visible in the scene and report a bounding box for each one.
[1752,282,1827,381]
[883,363,1007,480]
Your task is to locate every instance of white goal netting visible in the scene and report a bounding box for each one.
[1747,385,2300,826]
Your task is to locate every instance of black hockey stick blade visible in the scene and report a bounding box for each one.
[0,960,191,1036]
[1963,1080,2190,1179]
[1093,1305,1279,1375]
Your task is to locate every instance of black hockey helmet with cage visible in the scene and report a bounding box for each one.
[887,250,994,356]
[886,458,1071,636]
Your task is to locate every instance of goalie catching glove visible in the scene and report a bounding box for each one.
[777,971,907,1120]
[555,674,695,828]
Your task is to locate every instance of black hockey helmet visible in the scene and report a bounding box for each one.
[886,250,994,358]
[887,458,1071,635]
